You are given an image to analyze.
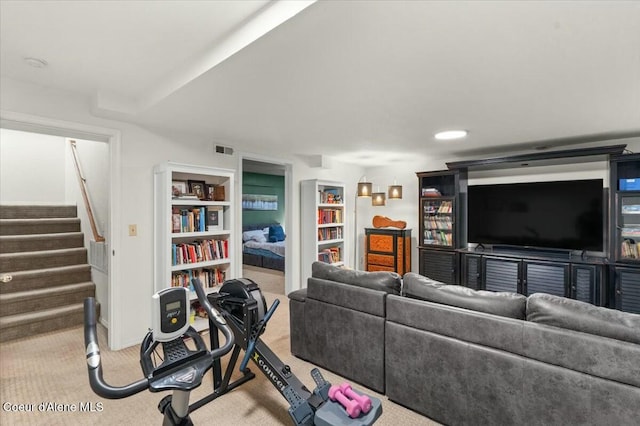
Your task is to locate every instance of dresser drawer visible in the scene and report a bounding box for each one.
[369,234,394,253]
[367,264,395,272]
[368,253,395,267]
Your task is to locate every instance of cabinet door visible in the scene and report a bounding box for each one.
[570,264,601,305]
[461,254,482,290]
[419,249,458,284]
[613,266,640,314]
[524,261,569,297]
[483,257,520,293]
[420,197,455,248]
[617,194,640,262]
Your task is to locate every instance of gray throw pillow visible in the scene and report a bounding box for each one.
[402,272,527,319]
[311,261,401,294]
[527,293,640,345]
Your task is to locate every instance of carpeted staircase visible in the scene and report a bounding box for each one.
[0,205,97,342]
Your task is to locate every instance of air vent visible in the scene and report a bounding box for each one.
[214,145,234,155]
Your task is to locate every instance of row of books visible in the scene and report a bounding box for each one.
[172,207,219,233]
[318,190,343,204]
[621,239,640,259]
[171,268,226,290]
[318,226,343,241]
[423,217,452,230]
[423,200,452,214]
[172,239,229,266]
[318,208,343,224]
[318,247,341,263]
[621,204,640,214]
[423,230,452,246]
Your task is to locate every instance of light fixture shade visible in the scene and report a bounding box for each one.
[357,181,373,197]
[388,184,403,199]
[372,192,386,206]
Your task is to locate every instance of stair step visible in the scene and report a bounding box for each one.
[0,302,97,343]
[0,264,92,293]
[0,218,81,235]
[0,282,95,316]
[0,232,84,253]
[0,205,77,219]
[0,247,87,272]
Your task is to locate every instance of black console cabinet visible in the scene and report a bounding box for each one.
[610,266,640,314]
[460,251,606,305]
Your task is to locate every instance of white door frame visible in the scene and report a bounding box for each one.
[0,109,123,349]
[237,152,294,294]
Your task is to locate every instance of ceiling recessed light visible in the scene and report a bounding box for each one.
[24,57,48,68]
[434,130,468,140]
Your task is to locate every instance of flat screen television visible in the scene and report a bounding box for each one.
[467,179,604,252]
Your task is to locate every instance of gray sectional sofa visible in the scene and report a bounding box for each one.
[289,262,640,425]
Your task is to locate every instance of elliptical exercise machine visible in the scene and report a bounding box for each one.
[83,278,382,425]
[84,278,234,425]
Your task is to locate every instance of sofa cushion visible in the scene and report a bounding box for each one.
[311,261,401,295]
[402,272,527,319]
[527,293,640,345]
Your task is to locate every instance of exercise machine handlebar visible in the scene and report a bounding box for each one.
[239,298,280,372]
[83,279,235,400]
[84,297,149,399]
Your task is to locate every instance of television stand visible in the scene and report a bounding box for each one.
[459,247,607,306]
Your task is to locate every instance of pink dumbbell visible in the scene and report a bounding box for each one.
[328,385,361,418]
[339,382,372,414]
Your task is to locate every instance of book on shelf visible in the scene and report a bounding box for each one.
[421,188,442,197]
[171,239,230,266]
[318,226,343,241]
[171,267,226,290]
[173,194,200,200]
[172,207,209,233]
[318,246,341,263]
[317,208,343,224]
[621,239,640,259]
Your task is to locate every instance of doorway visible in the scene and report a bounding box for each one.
[0,111,122,348]
[238,155,292,296]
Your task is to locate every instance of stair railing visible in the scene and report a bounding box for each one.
[69,140,105,242]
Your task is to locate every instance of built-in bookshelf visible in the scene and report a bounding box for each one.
[301,179,346,282]
[154,162,235,332]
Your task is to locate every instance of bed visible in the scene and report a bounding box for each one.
[242,224,286,272]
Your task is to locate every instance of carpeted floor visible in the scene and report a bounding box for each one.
[242,265,285,295]
[0,290,437,426]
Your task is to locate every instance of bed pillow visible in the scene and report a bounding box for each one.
[242,229,267,243]
[268,225,286,242]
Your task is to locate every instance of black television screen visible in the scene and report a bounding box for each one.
[467,179,604,251]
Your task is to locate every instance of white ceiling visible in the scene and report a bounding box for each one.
[2,0,639,165]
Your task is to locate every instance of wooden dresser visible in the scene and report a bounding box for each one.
[365,228,412,274]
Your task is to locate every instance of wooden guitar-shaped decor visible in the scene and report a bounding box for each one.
[372,215,406,229]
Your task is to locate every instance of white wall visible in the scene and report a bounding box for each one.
[0,128,66,203]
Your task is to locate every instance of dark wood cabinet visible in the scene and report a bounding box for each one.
[611,265,640,314]
[416,170,467,283]
[365,228,412,274]
[419,248,458,285]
